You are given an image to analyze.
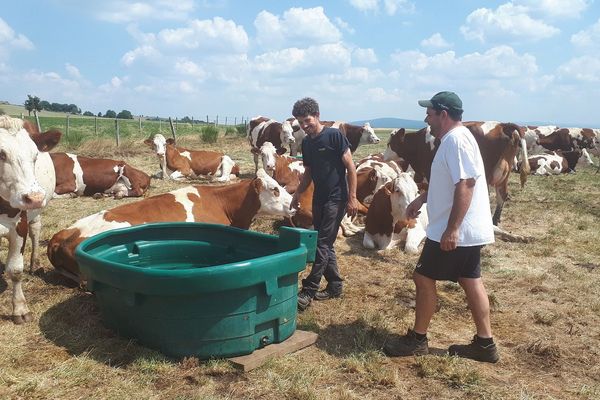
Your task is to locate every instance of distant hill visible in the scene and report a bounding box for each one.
[350,117,426,129]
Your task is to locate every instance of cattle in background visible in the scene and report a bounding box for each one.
[363,173,428,253]
[51,153,150,199]
[258,142,305,193]
[383,126,437,184]
[287,117,306,156]
[47,169,295,282]
[144,134,239,182]
[526,150,581,175]
[384,122,530,237]
[247,116,295,172]
[321,121,381,153]
[0,116,61,323]
[522,125,558,154]
[536,127,597,165]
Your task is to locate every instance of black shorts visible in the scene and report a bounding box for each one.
[414,238,483,282]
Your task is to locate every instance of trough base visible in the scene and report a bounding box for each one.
[228,330,318,372]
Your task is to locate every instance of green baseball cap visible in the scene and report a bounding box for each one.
[418,91,463,113]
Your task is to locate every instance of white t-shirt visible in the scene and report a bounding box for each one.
[426,125,495,246]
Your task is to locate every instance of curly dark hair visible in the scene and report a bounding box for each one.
[292,97,319,118]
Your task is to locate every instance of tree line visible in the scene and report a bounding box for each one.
[23,94,134,119]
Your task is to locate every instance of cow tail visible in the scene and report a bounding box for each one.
[517,131,530,188]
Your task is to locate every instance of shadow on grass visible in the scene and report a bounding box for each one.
[39,293,165,367]
[309,317,447,358]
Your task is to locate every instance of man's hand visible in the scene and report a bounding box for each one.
[440,228,459,251]
[346,196,359,217]
[406,193,425,219]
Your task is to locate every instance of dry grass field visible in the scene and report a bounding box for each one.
[1,128,599,400]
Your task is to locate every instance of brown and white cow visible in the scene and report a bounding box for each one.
[47,169,295,282]
[247,116,295,172]
[536,127,597,165]
[51,153,150,199]
[0,116,61,323]
[526,150,581,175]
[384,121,530,228]
[286,117,306,156]
[363,173,428,253]
[258,141,305,193]
[322,121,380,153]
[144,134,239,182]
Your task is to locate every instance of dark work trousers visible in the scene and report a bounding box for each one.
[301,199,347,295]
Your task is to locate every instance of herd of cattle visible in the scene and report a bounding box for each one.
[1,114,599,324]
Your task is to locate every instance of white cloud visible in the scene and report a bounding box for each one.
[121,45,161,66]
[420,33,452,49]
[254,7,341,50]
[0,17,34,57]
[557,56,600,83]
[353,48,378,64]
[253,43,351,76]
[65,63,82,79]
[571,18,600,50]
[335,17,355,34]
[516,0,590,18]
[460,3,559,43]
[174,59,208,80]
[158,17,248,53]
[97,0,195,23]
[349,0,415,15]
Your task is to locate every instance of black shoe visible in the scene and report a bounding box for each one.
[297,290,313,311]
[313,287,342,301]
[384,329,429,357]
[448,335,500,363]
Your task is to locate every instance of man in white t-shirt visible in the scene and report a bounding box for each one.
[384,91,499,363]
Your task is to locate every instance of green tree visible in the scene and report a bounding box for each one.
[116,109,133,119]
[83,111,94,116]
[104,110,117,118]
[24,95,42,116]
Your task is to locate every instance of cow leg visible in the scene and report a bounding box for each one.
[28,215,42,273]
[214,156,235,182]
[7,229,32,324]
[492,183,508,226]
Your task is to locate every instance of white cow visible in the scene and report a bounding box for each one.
[0,116,61,324]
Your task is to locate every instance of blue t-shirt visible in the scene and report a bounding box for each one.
[302,127,350,204]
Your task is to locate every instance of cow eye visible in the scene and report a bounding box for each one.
[0,150,6,161]
[272,187,280,196]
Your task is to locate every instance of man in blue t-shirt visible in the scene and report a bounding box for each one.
[290,97,358,311]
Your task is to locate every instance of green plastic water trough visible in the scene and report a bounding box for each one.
[74,223,317,359]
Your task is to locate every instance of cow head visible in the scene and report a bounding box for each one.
[259,142,278,175]
[389,172,419,223]
[0,116,59,209]
[144,133,168,156]
[254,168,295,218]
[361,123,380,145]
[281,120,296,146]
[383,128,406,161]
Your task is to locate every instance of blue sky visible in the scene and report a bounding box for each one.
[1,0,599,126]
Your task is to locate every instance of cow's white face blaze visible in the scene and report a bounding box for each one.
[281,120,295,145]
[0,119,46,209]
[255,168,295,218]
[361,123,380,144]
[259,142,277,174]
[151,134,167,156]
[390,172,419,222]
[383,128,403,162]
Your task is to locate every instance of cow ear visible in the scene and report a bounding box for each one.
[166,138,176,145]
[276,148,287,155]
[253,177,263,193]
[34,129,62,152]
[250,147,260,154]
[369,169,378,182]
[143,138,153,147]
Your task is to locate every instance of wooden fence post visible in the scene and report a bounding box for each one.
[206,115,209,124]
[216,115,219,126]
[94,116,98,135]
[115,118,120,146]
[139,116,142,134]
[168,117,177,142]
[34,110,41,132]
[66,114,70,137]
